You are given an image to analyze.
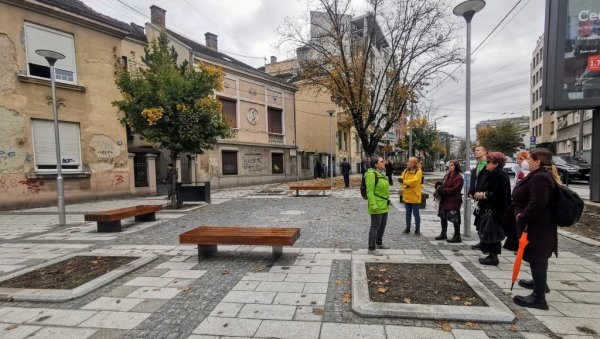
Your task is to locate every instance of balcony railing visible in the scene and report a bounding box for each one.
[268,133,284,145]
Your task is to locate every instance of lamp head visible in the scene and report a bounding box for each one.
[35,49,66,66]
[453,0,485,23]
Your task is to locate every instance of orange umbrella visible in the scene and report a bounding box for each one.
[511,230,529,290]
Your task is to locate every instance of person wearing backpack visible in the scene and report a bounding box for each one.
[365,156,391,256]
[399,157,423,235]
[511,148,560,311]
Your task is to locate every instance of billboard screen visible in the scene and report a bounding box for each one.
[544,0,600,110]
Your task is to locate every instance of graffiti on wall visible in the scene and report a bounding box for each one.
[18,180,45,194]
[242,154,263,171]
[114,174,124,185]
[0,150,16,158]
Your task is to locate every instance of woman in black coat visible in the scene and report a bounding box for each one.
[511,148,559,310]
[434,160,464,242]
[473,152,511,266]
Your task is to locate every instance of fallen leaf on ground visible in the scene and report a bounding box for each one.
[379,268,387,272]
[441,323,452,332]
[342,291,352,303]
[281,266,290,270]
[464,301,472,306]
[377,287,388,293]
[312,308,324,315]
[221,270,229,275]
[335,279,343,285]
[404,298,411,304]
[254,267,263,272]
[451,295,461,301]
[510,325,518,332]
[368,267,375,271]
[177,287,190,292]
[464,322,479,328]
[5,324,17,330]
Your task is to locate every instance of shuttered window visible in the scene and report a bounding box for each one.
[220,98,237,128]
[32,119,81,171]
[24,23,77,83]
[268,107,283,134]
[222,151,238,175]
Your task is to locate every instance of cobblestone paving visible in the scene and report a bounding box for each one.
[0,182,598,338]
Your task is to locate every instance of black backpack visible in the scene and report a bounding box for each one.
[360,171,378,199]
[552,184,584,227]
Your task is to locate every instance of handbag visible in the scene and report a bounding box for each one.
[477,209,505,243]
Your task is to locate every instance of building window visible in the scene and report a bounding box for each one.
[268,107,283,134]
[550,121,555,134]
[24,23,76,83]
[219,98,237,128]
[272,153,284,174]
[32,119,81,172]
[301,152,309,170]
[222,151,238,175]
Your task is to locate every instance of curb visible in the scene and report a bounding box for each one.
[558,229,600,247]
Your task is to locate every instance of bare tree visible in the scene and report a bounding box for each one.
[278,0,462,156]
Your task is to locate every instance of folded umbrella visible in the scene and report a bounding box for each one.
[511,230,529,290]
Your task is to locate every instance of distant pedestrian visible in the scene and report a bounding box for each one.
[434,160,464,243]
[314,161,321,179]
[165,163,178,201]
[400,157,423,235]
[385,159,393,186]
[340,158,351,188]
[365,156,391,256]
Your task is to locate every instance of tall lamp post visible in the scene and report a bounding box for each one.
[433,115,448,171]
[36,49,67,226]
[408,102,414,157]
[453,0,485,238]
[327,110,336,186]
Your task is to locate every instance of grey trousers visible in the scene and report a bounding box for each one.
[369,213,388,250]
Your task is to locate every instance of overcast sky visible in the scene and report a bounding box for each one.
[81,0,545,138]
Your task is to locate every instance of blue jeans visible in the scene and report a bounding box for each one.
[405,203,421,231]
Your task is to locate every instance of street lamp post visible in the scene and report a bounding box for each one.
[36,49,67,226]
[327,110,336,187]
[433,115,448,171]
[408,102,414,157]
[453,0,485,238]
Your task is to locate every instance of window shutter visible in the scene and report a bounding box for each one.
[25,23,76,82]
[268,108,282,134]
[220,98,237,128]
[222,151,238,175]
[32,120,81,170]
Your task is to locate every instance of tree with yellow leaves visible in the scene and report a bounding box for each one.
[278,0,462,156]
[113,30,231,207]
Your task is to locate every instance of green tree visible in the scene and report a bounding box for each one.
[399,116,440,168]
[476,121,524,156]
[278,0,462,156]
[113,30,231,206]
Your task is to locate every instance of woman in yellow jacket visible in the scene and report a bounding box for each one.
[399,157,423,235]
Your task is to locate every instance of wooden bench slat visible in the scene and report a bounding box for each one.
[84,205,162,222]
[288,186,331,190]
[179,226,300,247]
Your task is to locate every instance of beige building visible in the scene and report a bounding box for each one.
[530,35,558,150]
[0,0,155,210]
[136,7,299,189]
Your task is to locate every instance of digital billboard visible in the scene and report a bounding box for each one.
[543,0,600,110]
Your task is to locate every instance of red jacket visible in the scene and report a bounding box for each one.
[438,172,464,211]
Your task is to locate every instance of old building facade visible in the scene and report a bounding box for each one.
[0,0,154,209]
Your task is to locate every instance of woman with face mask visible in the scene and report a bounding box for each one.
[514,150,530,185]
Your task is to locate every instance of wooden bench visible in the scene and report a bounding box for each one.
[179,226,301,259]
[84,205,162,232]
[288,185,331,196]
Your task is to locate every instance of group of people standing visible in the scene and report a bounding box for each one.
[363,146,562,311]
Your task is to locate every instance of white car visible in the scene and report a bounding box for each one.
[503,156,518,176]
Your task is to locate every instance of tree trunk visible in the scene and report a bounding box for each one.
[170,150,178,208]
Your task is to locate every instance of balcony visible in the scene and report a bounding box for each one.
[268,133,284,145]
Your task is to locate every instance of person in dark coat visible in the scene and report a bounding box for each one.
[469,146,489,250]
[384,159,394,186]
[434,160,464,242]
[472,152,511,266]
[511,148,560,310]
[340,158,351,188]
[314,161,321,179]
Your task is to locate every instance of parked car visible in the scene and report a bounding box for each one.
[503,156,518,176]
[552,156,590,182]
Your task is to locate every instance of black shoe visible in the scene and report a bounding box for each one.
[513,293,549,310]
[471,243,481,250]
[447,235,462,243]
[403,229,410,234]
[415,230,421,236]
[435,234,447,240]
[479,254,499,266]
[518,279,550,293]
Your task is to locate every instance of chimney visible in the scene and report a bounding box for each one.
[270,56,277,64]
[205,33,218,51]
[150,5,166,27]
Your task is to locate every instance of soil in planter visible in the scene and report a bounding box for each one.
[366,263,487,306]
[0,256,136,290]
